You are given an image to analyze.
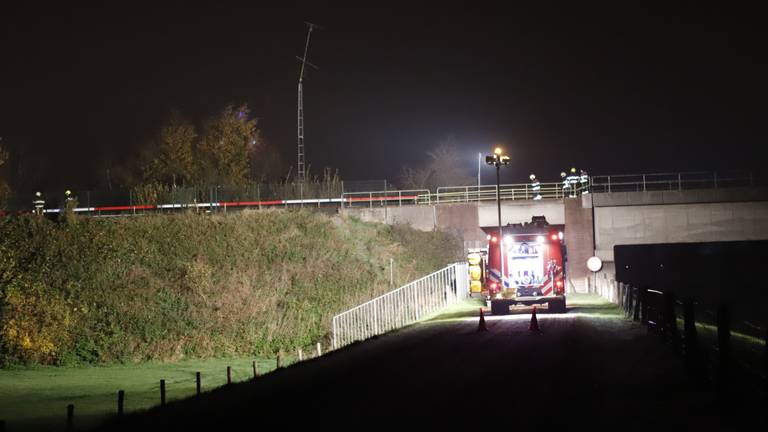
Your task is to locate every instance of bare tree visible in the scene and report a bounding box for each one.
[398,139,474,191]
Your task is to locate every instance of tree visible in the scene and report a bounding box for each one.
[141,112,198,187]
[198,105,259,186]
[0,138,10,208]
[398,139,475,191]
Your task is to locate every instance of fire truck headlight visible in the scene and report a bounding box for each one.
[558,231,564,240]
[550,234,558,241]
[486,234,491,240]
[504,235,514,244]
[536,235,544,243]
[490,282,497,289]
[556,281,563,288]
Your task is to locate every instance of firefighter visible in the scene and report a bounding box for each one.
[580,169,589,194]
[32,191,45,216]
[564,168,579,198]
[63,189,76,214]
[560,171,569,197]
[529,174,542,200]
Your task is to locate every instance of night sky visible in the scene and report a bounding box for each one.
[1,2,765,189]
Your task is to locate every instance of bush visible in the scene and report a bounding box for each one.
[0,210,461,366]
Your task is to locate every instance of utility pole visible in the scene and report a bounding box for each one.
[486,148,510,292]
[477,152,481,192]
[296,22,319,183]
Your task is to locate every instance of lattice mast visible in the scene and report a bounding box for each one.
[296,22,319,182]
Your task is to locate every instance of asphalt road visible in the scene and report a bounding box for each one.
[98,296,765,431]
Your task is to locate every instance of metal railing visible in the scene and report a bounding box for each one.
[341,189,432,207]
[435,182,571,203]
[332,262,469,349]
[590,171,756,193]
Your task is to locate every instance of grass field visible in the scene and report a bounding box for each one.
[0,355,287,432]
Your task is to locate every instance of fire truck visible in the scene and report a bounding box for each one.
[481,216,567,314]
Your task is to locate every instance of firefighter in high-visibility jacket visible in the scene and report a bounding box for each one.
[33,192,45,216]
[529,174,542,200]
[562,168,579,198]
[580,169,589,194]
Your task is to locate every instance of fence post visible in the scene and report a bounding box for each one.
[633,287,641,321]
[252,361,258,378]
[764,320,768,391]
[196,372,201,395]
[663,290,678,345]
[298,348,304,361]
[227,366,231,384]
[117,390,125,416]
[717,304,731,390]
[683,298,702,385]
[277,351,283,369]
[160,379,166,406]
[316,342,322,357]
[66,404,74,432]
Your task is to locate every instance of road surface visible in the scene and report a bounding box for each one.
[99,295,764,430]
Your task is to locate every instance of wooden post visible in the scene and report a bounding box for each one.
[316,342,322,357]
[717,304,731,390]
[683,298,701,384]
[227,366,232,384]
[117,390,125,416]
[196,372,201,395]
[764,320,768,391]
[663,290,678,343]
[66,404,74,432]
[160,379,166,406]
[252,361,258,378]
[298,348,303,361]
[633,287,641,321]
[276,351,282,369]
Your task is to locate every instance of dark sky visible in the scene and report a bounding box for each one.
[1,1,765,189]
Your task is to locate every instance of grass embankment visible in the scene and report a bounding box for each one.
[0,210,461,428]
[0,356,277,431]
[0,210,462,366]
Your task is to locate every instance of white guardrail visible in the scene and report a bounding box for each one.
[342,183,585,207]
[332,262,469,350]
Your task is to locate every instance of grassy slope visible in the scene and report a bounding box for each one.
[0,356,280,431]
[0,210,462,366]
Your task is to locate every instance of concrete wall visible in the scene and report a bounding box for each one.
[477,200,565,227]
[594,200,768,261]
[436,203,486,244]
[563,196,594,293]
[592,187,768,207]
[341,206,437,232]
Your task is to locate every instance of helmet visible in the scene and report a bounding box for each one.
[529,174,536,181]
[570,167,577,174]
[35,191,41,197]
[560,172,566,178]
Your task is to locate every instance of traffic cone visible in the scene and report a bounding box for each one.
[529,306,540,332]
[478,308,488,332]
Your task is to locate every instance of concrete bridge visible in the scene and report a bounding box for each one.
[341,172,768,292]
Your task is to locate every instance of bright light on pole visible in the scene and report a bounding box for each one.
[486,147,510,295]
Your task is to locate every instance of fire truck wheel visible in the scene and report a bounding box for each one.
[491,300,510,316]
[549,297,566,314]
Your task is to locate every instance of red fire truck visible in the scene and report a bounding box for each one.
[482,216,567,314]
